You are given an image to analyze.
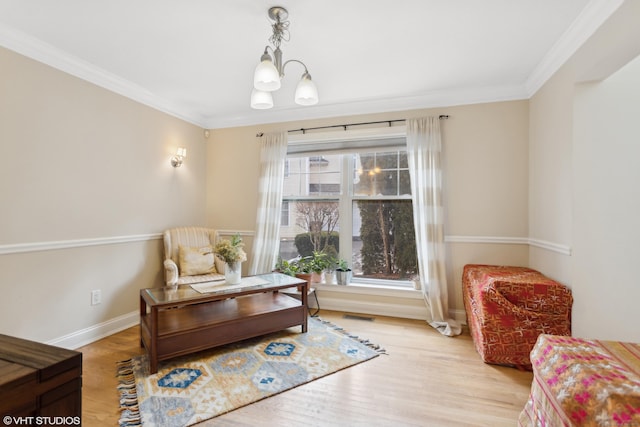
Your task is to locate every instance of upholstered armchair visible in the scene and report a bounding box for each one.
[163,227,226,286]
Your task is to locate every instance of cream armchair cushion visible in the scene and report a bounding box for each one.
[178,245,217,276]
[163,227,225,286]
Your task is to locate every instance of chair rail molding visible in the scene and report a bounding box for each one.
[444,235,529,245]
[0,232,570,256]
[217,229,256,238]
[528,238,572,256]
[0,233,163,255]
[445,235,571,256]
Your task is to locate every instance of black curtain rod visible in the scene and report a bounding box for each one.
[256,115,449,137]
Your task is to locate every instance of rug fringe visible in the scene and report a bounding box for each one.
[317,317,388,355]
[116,358,142,427]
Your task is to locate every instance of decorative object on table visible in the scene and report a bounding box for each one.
[117,317,384,427]
[336,259,352,285]
[214,234,247,285]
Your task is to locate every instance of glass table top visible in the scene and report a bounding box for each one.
[142,272,306,305]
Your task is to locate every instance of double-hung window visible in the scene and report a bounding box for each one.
[279,129,418,288]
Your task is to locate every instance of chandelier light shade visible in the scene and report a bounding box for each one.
[250,88,274,109]
[294,72,319,106]
[251,6,318,109]
[253,52,280,91]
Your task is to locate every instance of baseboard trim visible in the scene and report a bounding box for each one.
[317,295,427,320]
[47,310,139,350]
[317,292,467,325]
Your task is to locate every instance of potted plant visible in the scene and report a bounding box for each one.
[275,252,333,284]
[274,257,299,277]
[293,257,313,283]
[309,251,331,283]
[322,247,339,284]
[336,258,352,285]
[274,256,313,283]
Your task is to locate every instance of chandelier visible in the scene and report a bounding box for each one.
[250,6,319,109]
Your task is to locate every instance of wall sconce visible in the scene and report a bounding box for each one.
[171,147,187,167]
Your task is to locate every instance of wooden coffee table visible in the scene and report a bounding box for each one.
[139,272,308,374]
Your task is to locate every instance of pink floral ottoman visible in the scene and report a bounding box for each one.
[519,334,640,426]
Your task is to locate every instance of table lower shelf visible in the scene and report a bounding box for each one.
[141,292,307,373]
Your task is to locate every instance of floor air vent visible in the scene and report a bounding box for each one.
[343,314,374,321]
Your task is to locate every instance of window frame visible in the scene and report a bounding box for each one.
[284,126,415,288]
[280,200,290,226]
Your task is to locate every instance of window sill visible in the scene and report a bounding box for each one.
[314,282,423,299]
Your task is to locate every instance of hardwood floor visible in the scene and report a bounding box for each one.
[79,310,533,426]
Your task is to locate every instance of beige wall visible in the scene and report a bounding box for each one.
[528,65,574,284]
[0,47,207,344]
[528,1,640,341]
[571,55,640,341]
[206,101,530,319]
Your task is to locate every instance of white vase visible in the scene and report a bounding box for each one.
[224,261,242,285]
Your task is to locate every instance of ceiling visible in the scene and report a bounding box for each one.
[0,0,621,129]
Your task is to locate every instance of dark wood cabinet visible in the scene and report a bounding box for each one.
[0,334,82,423]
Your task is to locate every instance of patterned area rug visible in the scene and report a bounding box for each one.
[117,317,384,426]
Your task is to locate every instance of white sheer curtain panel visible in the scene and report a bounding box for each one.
[249,131,288,275]
[406,117,461,336]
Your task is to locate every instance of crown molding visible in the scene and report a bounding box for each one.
[204,84,529,129]
[0,23,209,128]
[525,0,624,97]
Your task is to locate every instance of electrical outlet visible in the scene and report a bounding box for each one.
[91,289,101,306]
